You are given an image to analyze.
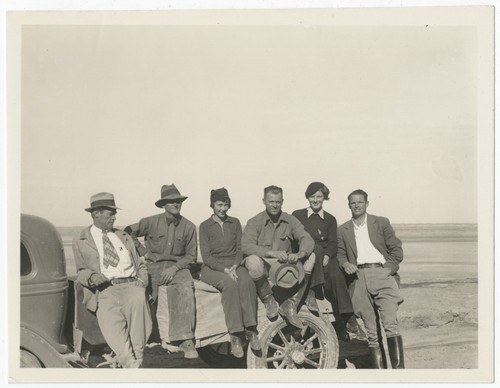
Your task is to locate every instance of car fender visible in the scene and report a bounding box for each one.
[20,326,72,368]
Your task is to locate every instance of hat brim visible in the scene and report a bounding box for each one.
[155,196,188,208]
[85,205,121,212]
[269,261,305,288]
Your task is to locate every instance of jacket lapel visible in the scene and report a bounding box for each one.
[367,214,377,248]
[344,221,358,258]
[80,226,98,253]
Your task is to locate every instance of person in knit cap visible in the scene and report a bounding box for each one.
[198,188,260,358]
[125,184,198,359]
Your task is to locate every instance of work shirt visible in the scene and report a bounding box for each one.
[242,211,314,258]
[352,214,386,265]
[126,213,197,270]
[199,215,243,272]
[90,225,136,279]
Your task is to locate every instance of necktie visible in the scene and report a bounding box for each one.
[102,231,120,268]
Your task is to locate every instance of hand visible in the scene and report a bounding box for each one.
[136,275,149,288]
[160,266,178,285]
[383,267,392,276]
[323,255,330,267]
[286,253,299,264]
[342,262,358,275]
[268,250,288,263]
[224,266,238,282]
[90,273,108,287]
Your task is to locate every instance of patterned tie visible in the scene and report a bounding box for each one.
[102,230,120,268]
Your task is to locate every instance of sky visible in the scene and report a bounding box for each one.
[18,11,480,227]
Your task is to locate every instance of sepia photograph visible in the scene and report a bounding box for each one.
[4,1,495,384]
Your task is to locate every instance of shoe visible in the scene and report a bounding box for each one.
[387,335,405,369]
[245,327,261,351]
[229,334,245,358]
[161,341,180,353]
[179,339,199,359]
[305,289,319,313]
[278,299,304,328]
[262,294,279,321]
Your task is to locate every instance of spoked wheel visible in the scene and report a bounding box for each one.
[198,341,247,368]
[247,311,338,369]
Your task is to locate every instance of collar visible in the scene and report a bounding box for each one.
[165,214,181,226]
[92,224,113,234]
[264,211,287,225]
[352,213,368,229]
[307,207,325,220]
[211,215,233,224]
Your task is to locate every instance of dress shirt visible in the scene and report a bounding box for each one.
[90,225,135,279]
[352,214,385,265]
[307,207,325,220]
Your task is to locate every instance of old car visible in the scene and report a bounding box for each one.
[20,213,340,369]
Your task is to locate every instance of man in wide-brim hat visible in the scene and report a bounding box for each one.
[73,192,152,368]
[125,184,199,359]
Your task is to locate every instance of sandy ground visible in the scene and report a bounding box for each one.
[86,279,477,369]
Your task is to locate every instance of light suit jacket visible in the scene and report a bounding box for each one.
[337,214,403,290]
[72,226,148,312]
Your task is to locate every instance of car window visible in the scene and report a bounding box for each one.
[20,243,32,276]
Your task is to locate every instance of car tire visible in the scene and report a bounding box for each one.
[20,349,43,368]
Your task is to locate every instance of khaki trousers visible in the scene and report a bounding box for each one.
[352,267,403,347]
[96,282,152,367]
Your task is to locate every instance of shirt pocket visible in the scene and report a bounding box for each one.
[172,237,187,256]
[279,234,293,252]
[147,234,165,254]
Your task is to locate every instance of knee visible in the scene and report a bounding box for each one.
[244,255,265,279]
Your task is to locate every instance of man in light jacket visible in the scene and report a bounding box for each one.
[73,192,151,368]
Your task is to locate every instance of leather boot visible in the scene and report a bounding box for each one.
[245,327,262,351]
[255,277,279,320]
[229,333,244,358]
[332,316,349,342]
[369,346,386,369]
[387,335,405,369]
[305,289,319,313]
[278,273,311,328]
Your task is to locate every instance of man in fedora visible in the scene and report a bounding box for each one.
[125,184,198,359]
[242,185,316,328]
[72,192,152,368]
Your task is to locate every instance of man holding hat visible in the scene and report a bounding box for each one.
[125,184,198,359]
[242,185,316,328]
[72,192,152,368]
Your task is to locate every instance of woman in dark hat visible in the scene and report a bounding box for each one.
[292,182,354,343]
[199,188,260,358]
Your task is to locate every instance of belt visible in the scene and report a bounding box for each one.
[357,263,384,269]
[110,277,137,285]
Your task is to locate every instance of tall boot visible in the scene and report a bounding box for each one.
[387,335,405,369]
[369,346,386,369]
[278,273,311,328]
[255,277,279,321]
